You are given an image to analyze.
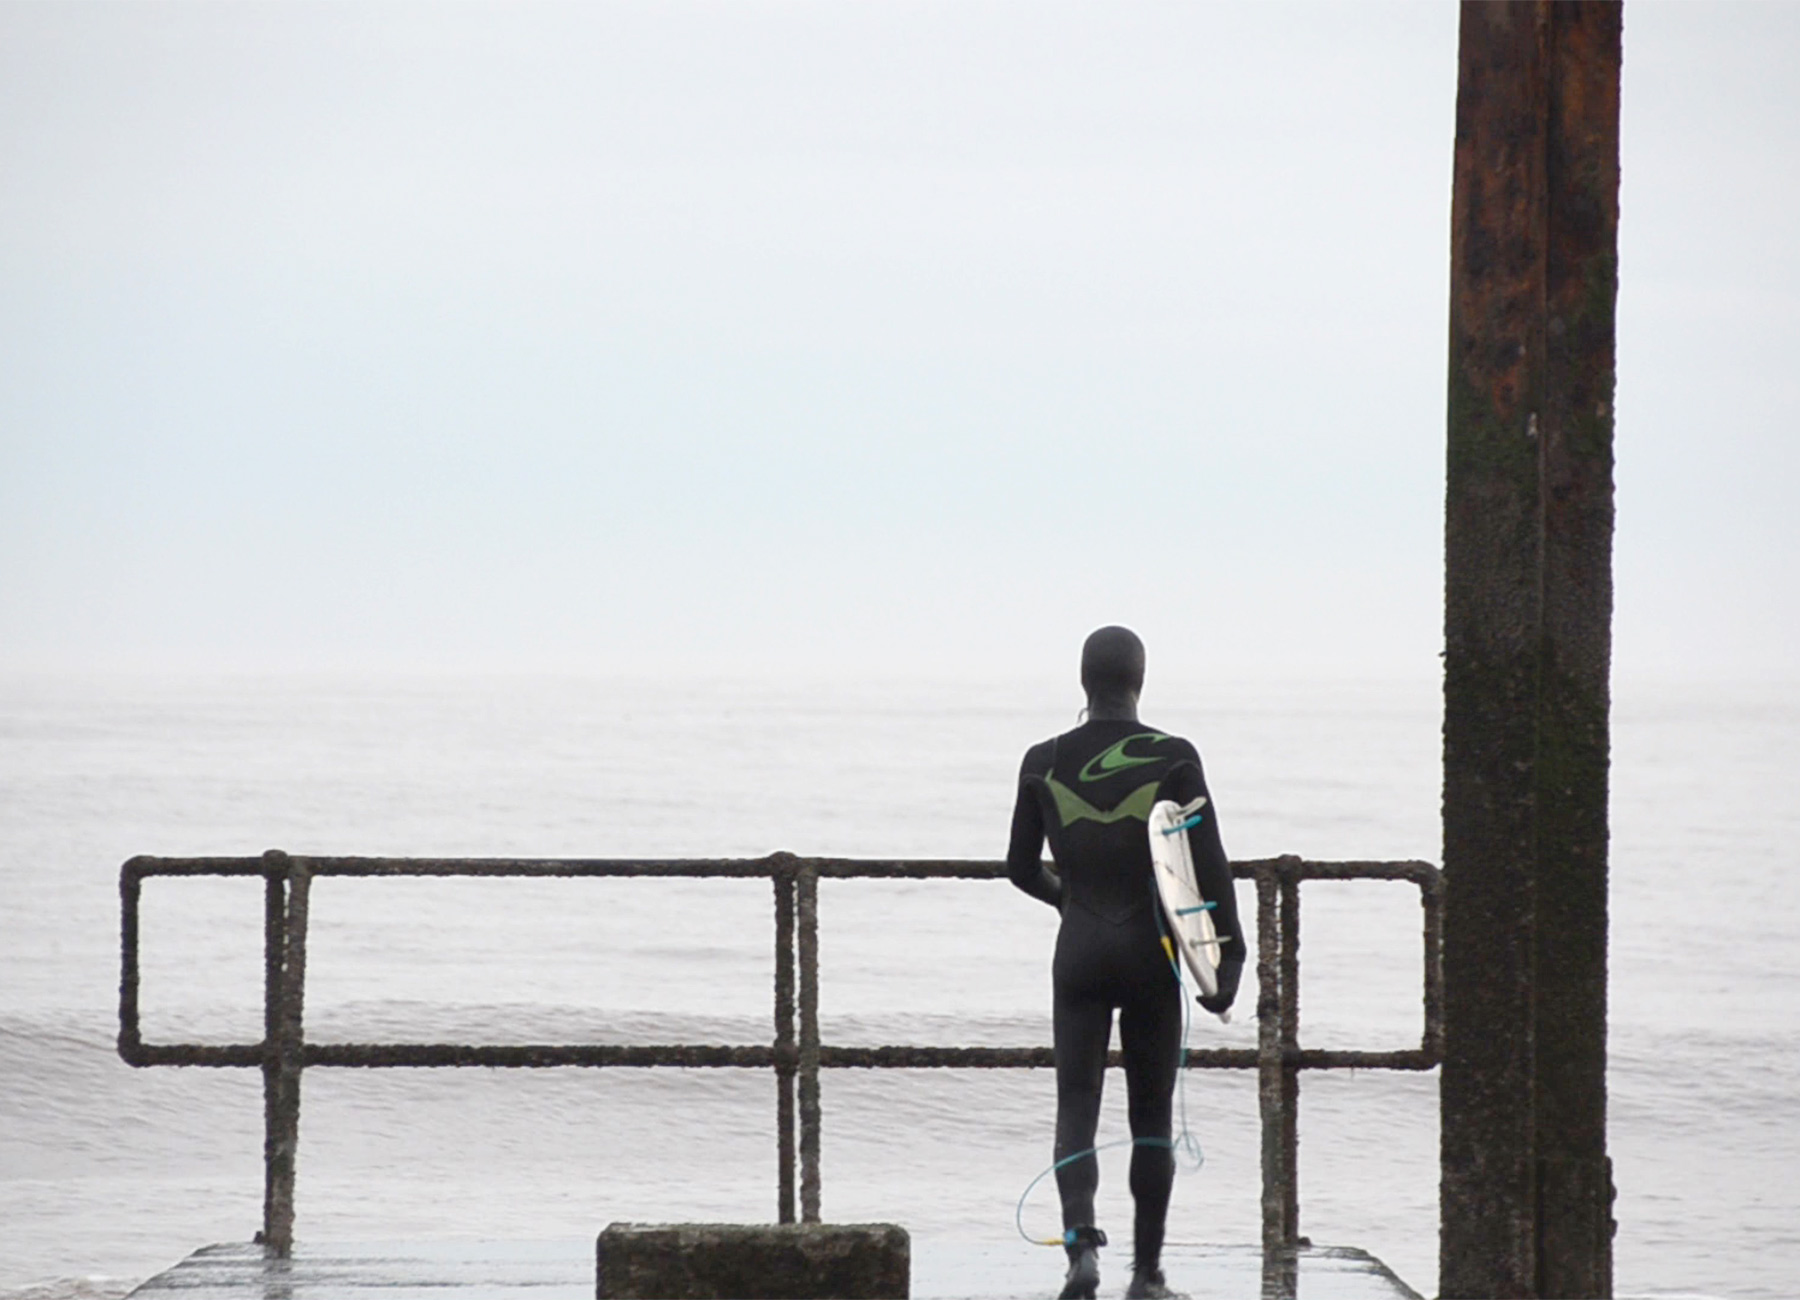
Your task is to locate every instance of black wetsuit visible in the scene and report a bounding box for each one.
[1006,720,1243,1265]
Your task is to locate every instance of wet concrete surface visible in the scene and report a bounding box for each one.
[127,1237,1422,1300]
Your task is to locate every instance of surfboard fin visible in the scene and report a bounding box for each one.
[1156,795,1209,835]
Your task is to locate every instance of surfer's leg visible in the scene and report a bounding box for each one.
[1053,987,1111,1231]
[1053,988,1111,1300]
[1120,976,1181,1278]
[1052,914,1115,1300]
[1051,909,1116,1234]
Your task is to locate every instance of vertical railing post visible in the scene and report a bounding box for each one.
[772,854,798,1224]
[796,859,822,1223]
[1422,869,1446,1064]
[1255,863,1289,1258]
[118,861,143,1062]
[1277,857,1302,1247]
[261,850,309,1256]
[261,854,284,1248]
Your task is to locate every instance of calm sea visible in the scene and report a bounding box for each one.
[1,674,1793,1299]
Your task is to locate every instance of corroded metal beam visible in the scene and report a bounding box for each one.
[1441,3,1621,1296]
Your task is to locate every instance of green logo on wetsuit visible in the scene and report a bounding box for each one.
[1044,775,1161,827]
[1077,732,1170,783]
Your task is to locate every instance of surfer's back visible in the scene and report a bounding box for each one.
[1011,720,1206,925]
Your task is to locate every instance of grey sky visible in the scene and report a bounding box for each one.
[2,2,1794,680]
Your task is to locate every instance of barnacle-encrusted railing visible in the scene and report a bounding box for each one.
[118,851,1441,1260]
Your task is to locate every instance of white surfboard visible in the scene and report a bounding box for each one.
[1148,796,1224,1004]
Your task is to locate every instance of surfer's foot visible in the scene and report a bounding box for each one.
[1057,1226,1106,1300]
[1124,1266,1185,1300]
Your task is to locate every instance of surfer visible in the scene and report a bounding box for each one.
[1006,626,1244,1300]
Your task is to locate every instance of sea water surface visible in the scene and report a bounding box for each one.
[0,674,1794,1299]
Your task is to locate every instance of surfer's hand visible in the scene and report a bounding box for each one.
[1198,958,1243,1015]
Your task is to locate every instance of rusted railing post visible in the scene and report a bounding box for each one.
[771,854,798,1224]
[795,859,822,1223]
[261,850,310,1256]
[1277,858,1302,1246]
[117,862,143,1061]
[1422,867,1446,1065]
[1255,863,1291,1258]
[261,857,283,1247]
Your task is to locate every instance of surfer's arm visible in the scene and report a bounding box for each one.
[1166,752,1245,1010]
[1006,751,1062,909]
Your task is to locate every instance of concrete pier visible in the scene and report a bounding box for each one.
[126,1237,1421,1300]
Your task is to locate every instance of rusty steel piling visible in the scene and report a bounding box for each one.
[1442,3,1621,1295]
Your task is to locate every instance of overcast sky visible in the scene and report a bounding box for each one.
[2,1,1794,682]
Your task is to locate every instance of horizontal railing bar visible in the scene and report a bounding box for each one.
[124,857,271,879]
[821,1045,1439,1071]
[122,1043,263,1067]
[826,1047,1421,1070]
[308,1044,779,1068]
[811,860,1005,879]
[119,1040,1437,1072]
[1264,859,1439,885]
[820,1045,1255,1069]
[120,856,1014,881]
[1295,1048,1439,1071]
[119,1042,779,1068]
[306,859,784,879]
[124,854,1439,882]
[123,855,792,880]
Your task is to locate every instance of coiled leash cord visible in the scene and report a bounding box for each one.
[1015,818,1213,1247]
[1012,983,1207,1246]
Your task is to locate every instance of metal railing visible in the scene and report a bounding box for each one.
[118,850,1441,1259]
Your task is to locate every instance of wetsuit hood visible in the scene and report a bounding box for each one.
[1080,626,1145,711]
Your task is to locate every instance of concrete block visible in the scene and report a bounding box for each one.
[596,1223,909,1300]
